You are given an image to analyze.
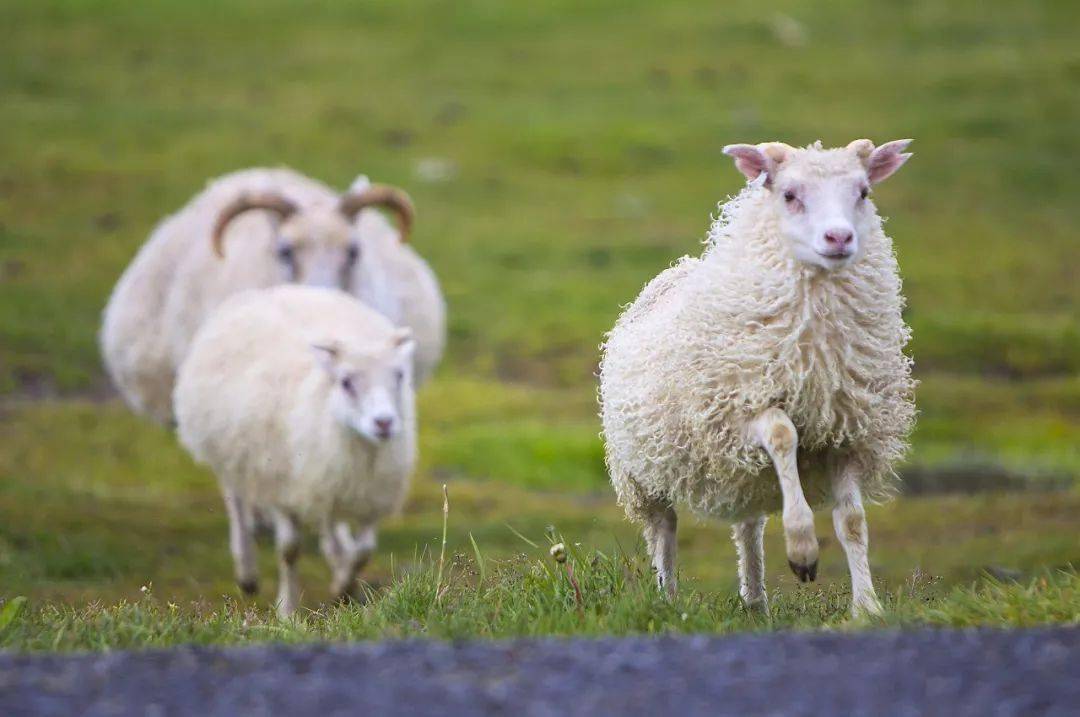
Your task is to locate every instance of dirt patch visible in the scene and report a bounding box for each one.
[2,370,117,407]
[900,462,1073,495]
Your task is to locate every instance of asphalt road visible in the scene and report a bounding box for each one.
[1,628,1076,716]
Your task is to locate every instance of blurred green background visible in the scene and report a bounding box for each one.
[0,0,1076,608]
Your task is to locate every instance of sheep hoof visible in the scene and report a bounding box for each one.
[238,578,258,596]
[788,559,818,583]
[656,574,677,600]
[852,595,883,618]
[742,596,769,614]
[334,582,369,606]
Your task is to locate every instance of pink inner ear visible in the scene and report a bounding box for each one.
[867,140,913,184]
[723,145,769,181]
[311,343,340,375]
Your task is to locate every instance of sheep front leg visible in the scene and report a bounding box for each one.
[731,516,768,610]
[272,510,301,618]
[319,522,344,574]
[643,502,678,598]
[751,408,818,582]
[222,488,258,595]
[831,457,882,616]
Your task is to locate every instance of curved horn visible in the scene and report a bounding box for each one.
[338,185,415,243]
[212,193,299,258]
[846,138,875,162]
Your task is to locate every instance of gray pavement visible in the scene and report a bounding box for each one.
[1,627,1077,716]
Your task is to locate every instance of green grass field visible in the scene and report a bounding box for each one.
[0,0,1077,648]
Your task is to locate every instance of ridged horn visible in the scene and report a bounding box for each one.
[212,193,299,258]
[338,185,415,243]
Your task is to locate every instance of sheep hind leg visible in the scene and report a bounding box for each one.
[272,509,301,619]
[222,488,258,595]
[322,522,376,602]
[642,502,678,598]
[732,516,768,611]
[832,457,882,617]
[751,408,818,582]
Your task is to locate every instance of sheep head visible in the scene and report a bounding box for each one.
[311,328,415,444]
[723,139,912,271]
[211,184,416,289]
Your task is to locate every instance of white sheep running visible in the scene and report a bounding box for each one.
[599,139,916,616]
[101,167,445,425]
[174,284,418,617]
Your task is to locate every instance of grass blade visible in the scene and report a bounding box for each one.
[469,532,487,584]
[505,523,539,549]
[0,597,28,637]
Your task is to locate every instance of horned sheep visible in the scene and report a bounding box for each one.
[599,139,917,616]
[100,167,445,425]
[174,284,418,617]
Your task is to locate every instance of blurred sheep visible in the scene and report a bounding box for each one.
[101,168,445,425]
[174,285,417,616]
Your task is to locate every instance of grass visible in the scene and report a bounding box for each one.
[2,395,1078,604]
[0,0,1078,648]
[3,1,1079,380]
[2,536,1076,652]
[1,395,1078,650]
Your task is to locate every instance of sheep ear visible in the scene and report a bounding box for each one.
[391,328,415,360]
[311,342,341,374]
[865,139,913,184]
[722,142,792,184]
[723,144,769,182]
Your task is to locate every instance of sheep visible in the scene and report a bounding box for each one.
[174,284,417,617]
[599,139,916,616]
[100,167,445,426]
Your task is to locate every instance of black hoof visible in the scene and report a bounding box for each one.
[335,580,370,606]
[788,560,818,583]
[238,579,258,596]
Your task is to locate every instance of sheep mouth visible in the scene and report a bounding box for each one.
[816,250,854,261]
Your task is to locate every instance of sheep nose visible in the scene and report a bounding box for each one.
[824,229,854,248]
[373,417,395,438]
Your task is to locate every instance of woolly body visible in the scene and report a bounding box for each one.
[600,148,915,523]
[174,285,416,527]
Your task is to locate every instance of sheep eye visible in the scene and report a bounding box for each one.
[783,191,797,203]
[345,244,360,264]
[394,369,405,385]
[341,376,355,395]
[859,186,870,200]
[276,245,295,263]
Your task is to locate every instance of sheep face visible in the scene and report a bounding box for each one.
[275,210,361,290]
[211,183,414,292]
[723,139,912,271]
[312,329,416,444]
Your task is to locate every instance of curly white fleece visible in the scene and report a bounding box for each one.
[600,171,915,521]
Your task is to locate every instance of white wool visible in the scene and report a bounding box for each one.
[349,174,372,192]
[353,209,447,386]
[174,285,416,526]
[600,152,915,522]
[100,167,445,425]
